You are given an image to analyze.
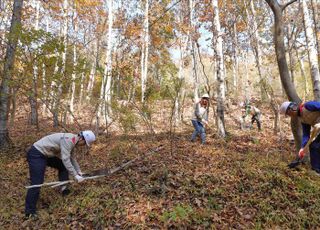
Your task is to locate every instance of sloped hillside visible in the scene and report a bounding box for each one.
[1,101,320,229]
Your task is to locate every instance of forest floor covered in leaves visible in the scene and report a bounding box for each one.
[1,101,320,229]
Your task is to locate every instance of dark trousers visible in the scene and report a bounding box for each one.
[251,113,261,130]
[25,146,69,215]
[309,135,320,172]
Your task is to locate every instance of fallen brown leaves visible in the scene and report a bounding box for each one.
[2,102,320,228]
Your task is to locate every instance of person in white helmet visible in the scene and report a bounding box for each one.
[279,101,320,171]
[191,94,210,144]
[24,130,96,219]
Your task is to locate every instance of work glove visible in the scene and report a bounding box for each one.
[298,148,305,159]
[78,171,84,176]
[75,175,85,183]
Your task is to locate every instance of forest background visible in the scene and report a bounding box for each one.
[1,0,320,228]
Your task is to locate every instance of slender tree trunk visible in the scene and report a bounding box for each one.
[29,0,40,126]
[301,0,320,101]
[310,0,320,63]
[295,47,308,99]
[9,87,17,127]
[98,0,113,127]
[249,0,267,101]
[189,0,199,100]
[244,49,250,99]
[69,4,78,122]
[232,22,238,93]
[53,0,68,127]
[79,62,86,106]
[86,40,98,100]
[141,0,149,102]
[0,0,23,149]
[213,0,226,137]
[42,17,49,116]
[265,0,301,151]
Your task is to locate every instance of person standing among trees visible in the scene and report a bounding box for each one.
[240,100,262,131]
[280,101,320,174]
[191,94,209,144]
[24,130,96,219]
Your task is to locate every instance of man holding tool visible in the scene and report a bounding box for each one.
[190,93,210,145]
[24,130,96,219]
[280,101,320,173]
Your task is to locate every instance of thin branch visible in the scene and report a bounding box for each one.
[282,0,299,11]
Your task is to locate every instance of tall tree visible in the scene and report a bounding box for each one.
[189,0,199,101]
[247,0,267,101]
[264,0,301,151]
[29,0,40,126]
[212,0,226,137]
[68,0,78,122]
[140,0,149,102]
[0,0,24,148]
[310,0,319,61]
[98,0,114,127]
[301,0,320,101]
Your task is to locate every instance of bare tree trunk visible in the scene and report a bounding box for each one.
[310,0,320,63]
[295,46,308,99]
[42,18,49,116]
[69,3,78,122]
[141,0,149,102]
[0,0,23,149]
[9,87,17,127]
[249,0,267,101]
[189,0,199,100]
[213,0,226,137]
[244,49,251,100]
[232,22,239,94]
[265,0,301,151]
[29,0,40,127]
[301,0,320,101]
[53,0,68,127]
[79,62,86,106]
[98,0,114,128]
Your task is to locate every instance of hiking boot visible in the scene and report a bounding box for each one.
[25,213,38,220]
[312,168,320,176]
[60,185,71,196]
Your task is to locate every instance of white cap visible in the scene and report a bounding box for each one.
[279,101,291,115]
[81,130,96,146]
[201,93,210,99]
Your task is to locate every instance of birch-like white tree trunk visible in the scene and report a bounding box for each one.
[302,0,320,100]
[79,62,86,105]
[232,21,238,92]
[42,18,49,115]
[141,0,149,102]
[212,0,226,137]
[310,0,319,61]
[189,0,199,101]
[86,39,98,100]
[244,49,250,100]
[68,3,78,122]
[98,0,114,127]
[295,47,308,99]
[53,0,68,126]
